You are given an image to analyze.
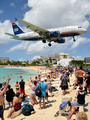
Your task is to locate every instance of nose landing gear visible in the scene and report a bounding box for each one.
[73,36,76,42]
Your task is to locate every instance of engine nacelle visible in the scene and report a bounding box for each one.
[55,38,65,43]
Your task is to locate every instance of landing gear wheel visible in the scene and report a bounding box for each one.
[73,36,76,42]
[42,39,46,43]
[48,43,51,46]
[73,39,76,42]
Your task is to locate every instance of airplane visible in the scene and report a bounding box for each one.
[5,18,87,46]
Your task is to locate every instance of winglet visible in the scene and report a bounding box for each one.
[15,18,18,21]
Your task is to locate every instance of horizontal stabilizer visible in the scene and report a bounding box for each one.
[5,33,19,39]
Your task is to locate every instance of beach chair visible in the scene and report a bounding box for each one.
[54,97,72,117]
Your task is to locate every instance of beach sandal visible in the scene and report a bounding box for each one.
[71,88,74,90]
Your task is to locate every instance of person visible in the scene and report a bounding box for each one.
[28,81,37,106]
[69,85,85,112]
[75,66,86,85]
[15,81,20,93]
[37,78,47,109]
[85,71,90,94]
[6,85,15,108]
[19,79,25,95]
[67,106,88,120]
[7,92,22,118]
[0,78,11,120]
[60,71,69,95]
[47,75,52,97]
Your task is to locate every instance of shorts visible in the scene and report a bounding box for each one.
[71,101,84,107]
[16,88,19,90]
[77,77,83,84]
[38,95,46,101]
[49,88,52,93]
[61,85,68,90]
[20,88,25,94]
[0,105,3,118]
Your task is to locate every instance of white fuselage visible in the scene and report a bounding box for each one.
[17,26,87,41]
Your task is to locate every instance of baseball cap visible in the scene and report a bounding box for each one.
[41,78,45,82]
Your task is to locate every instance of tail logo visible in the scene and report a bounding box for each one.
[14,28,18,32]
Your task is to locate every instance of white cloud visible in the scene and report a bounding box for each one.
[5,41,29,53]
[32,56,40,60]
[0,20,15,44]
[73,50,77,53]
[72,56,84,60]
[10,3,15,7]
[0,10,3,14]
[23,0,90,29]
[18,58,26,61]
[69,37,90,49]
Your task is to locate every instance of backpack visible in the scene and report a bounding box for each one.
[35,83,41,97]
[59,102,67,110]
[22,104,31,116]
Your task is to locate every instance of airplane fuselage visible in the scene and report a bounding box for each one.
[17,26,87,41]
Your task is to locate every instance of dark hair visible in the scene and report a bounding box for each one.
[35,76,37,79]
[80,66,82,70]
[33,81,37,85]
[0,83,2,88]
[8,85,11,90]
[79,85,83,90]
[21,79,23,81]
[88,71,90,75]
[16,81,18,84]
[45,79,47,82]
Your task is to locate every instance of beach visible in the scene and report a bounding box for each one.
[2,66,90,120]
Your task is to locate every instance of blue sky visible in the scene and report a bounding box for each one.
[0,0,90,62]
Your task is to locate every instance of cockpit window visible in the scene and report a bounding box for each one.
[78,27,81,28]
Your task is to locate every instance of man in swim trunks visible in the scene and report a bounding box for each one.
[0,78,11,120]
[7,92,22,118]
[75,66,86,85]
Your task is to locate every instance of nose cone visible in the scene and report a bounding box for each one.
[83,28,87,34]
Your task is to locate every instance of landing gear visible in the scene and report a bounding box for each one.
[42,39,46,43]
[73,36,76,42]
[48,43,51,46]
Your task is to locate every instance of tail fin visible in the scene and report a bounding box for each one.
[12,22,24,35]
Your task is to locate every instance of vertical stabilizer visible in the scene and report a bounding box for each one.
[12,22,24,35]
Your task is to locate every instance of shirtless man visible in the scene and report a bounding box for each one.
[7,92,22,118]
[75,66,86,85]
[0,78,11,120]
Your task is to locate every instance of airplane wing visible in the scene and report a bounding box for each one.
[15,18,50,38]
[5,33,19,39]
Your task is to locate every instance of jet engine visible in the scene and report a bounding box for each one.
[54,38,65,43]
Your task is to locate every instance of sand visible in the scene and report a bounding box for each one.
[3,66,90,120]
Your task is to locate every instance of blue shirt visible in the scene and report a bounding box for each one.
[37,82,47,95]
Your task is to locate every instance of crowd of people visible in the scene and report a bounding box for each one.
[0,66,89,120]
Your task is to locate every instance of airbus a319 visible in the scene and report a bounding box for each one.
[5,18,87,46]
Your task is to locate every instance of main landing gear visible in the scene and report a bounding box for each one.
[42,39,52,46]
[73,36,76,42]
[42,39,46,43]
[48,43,51,46]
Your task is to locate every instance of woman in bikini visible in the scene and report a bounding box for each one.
[15,81,20,93]
[28,81,37,106]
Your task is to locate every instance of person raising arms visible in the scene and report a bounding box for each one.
[0,78,11,120]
